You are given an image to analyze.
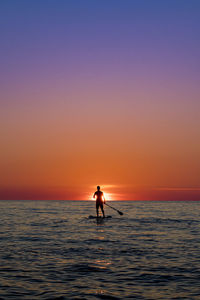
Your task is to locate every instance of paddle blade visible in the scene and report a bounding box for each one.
[105,203,123,216]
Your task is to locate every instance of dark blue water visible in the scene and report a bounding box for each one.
[0,200,200,299]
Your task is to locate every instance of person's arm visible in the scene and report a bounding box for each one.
[93,192,96,199]
[103,193,106,204]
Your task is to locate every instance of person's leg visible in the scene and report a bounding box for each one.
[96,203,99,217]
[100,203,105,218]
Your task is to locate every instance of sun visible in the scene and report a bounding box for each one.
[90,192,113,201]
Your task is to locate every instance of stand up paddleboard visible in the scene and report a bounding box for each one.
[88,215,112,219]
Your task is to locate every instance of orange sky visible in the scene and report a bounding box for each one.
[1,89,199,200]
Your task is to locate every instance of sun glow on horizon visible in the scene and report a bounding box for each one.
[104,192,113,201]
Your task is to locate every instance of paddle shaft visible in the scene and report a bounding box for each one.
[105,203,123,215]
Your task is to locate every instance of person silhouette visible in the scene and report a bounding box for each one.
[93,186,106,218]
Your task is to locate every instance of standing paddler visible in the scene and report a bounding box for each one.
[93,186,106,218]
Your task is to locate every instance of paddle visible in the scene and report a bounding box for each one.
[105,203,123,216]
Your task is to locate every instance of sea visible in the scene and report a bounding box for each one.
[0,200,200,300]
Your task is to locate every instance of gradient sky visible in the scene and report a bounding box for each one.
[1,0,200,200]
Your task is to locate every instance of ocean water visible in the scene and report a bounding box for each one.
[0,200,200,300]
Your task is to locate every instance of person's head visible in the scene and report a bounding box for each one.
[97,186,100,191]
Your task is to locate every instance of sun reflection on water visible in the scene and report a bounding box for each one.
[94,259,112,269]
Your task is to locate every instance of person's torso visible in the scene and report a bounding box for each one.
[95,191,103,202]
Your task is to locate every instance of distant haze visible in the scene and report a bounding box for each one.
[0,0,200,200]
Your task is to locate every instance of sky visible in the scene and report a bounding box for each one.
[0,0,200,200]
